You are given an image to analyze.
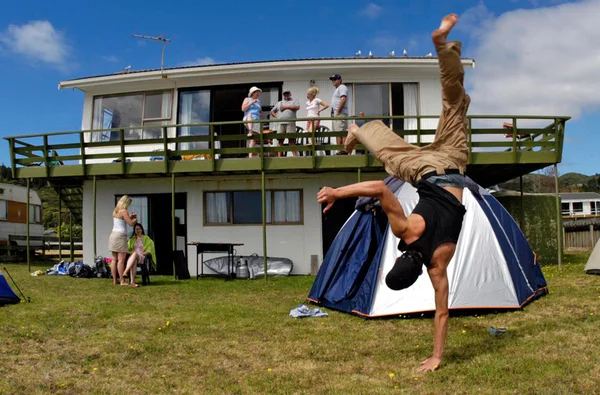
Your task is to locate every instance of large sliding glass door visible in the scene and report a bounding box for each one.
[354,84,390,127]
[351,83,418,130]
[177,83,282,157]
[177,90,211,151]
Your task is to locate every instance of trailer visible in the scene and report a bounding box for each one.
[0,183,44,248]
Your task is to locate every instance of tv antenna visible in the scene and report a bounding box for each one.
[132,34,172,73]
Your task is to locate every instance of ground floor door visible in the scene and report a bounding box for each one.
[117,193,187,275]
[321,197,358,257]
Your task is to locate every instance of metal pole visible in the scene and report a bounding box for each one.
[93,176,97,258]
[554,164,562,269]
[69,211,74,262]
[262,171,267,282]
[357,168,362,183]
[172,173,176,279]
[58,187,62,262]
[519,175,524,230]
[26,178,30,272]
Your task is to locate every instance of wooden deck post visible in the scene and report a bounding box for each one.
[262,171,268,282]
[519,175,524,230]
[69,211,74,262]
[58,186,62,262]
[554,164,562,269]
[26,178,31,272]
[93,176,97,258]
[172,173,176,279]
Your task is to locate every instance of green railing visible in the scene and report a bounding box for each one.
[4,115,569,179]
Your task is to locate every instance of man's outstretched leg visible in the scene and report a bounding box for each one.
[429,13,470,169]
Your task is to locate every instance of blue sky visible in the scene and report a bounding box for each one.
[1,0,598,175]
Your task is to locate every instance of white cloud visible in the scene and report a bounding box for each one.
[359,3,383,19]
[464,0,600,120]
[179,56,216,67]
[102,55,119,63]
[0,20,70,70]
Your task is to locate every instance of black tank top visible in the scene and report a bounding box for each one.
[398,180,466,266]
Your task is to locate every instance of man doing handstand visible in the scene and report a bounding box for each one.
[317,14,469,373]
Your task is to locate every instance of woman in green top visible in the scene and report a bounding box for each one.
[123,223,157,287]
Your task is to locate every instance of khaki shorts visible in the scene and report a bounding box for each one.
[277,123,295,134]
[332,113,348,132]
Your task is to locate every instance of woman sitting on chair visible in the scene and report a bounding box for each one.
[124,223,157,287]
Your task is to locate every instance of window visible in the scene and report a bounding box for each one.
[561,202,570,216]
[349,83,417,131]
[573,202,583,214]
[0,200,6,220]
[29,205,41,224]
[354,84,390,127]
[177,89,211,151]
[114,195,149,235]
[204,190,302,225]
[591,201,600,215]
[92,91,173,142]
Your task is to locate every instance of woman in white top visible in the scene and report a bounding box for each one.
[306,87,329,133]
[109,195,138,286]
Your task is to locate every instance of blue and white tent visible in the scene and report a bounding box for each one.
[0,271,20,306]
[308,177,548,317]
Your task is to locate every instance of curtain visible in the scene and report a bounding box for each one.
[403,83,418,131]
[273,191,300,223]
[92,98,104,142]
[206,192,230,223]
[161,91,172,119]
[179,93,193,151]
[0,200,6,220]
[126,197,148,236]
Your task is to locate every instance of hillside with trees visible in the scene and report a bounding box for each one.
[498,166,600,194]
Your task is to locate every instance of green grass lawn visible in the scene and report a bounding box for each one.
[1,252,599,394]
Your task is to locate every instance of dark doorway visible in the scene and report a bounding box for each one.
[148,193,187,275]
[321,197,358,256]
[116,192,187,276]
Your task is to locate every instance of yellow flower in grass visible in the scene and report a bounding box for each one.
[166,321,170,326]
[267,368,272,372]
[389,373,395,378]
[461,330,467,334]
[591,313,595,316]
[413,377,419,381]
[93,368,97,371]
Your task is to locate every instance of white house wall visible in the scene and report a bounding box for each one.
[82,172,385,275]
[77,66,447,161]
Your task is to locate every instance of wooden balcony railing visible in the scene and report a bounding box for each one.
[4,115,569,179]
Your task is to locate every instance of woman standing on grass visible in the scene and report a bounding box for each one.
[109,195,137,286]
[124,223,156,288]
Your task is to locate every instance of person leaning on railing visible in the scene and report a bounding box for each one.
[242,86,263,158]
[306,87,329,134]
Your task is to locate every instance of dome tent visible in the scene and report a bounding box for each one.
[308,176,548,317]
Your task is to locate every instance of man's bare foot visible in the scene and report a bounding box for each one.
[344,124,359,153]
[432,14,458,46]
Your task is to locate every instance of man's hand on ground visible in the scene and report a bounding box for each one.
[317,187,337,213]
[416,356,441,373]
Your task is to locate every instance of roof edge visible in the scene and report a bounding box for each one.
[58,57,476,91]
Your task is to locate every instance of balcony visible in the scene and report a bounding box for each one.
[5,114,568,188]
